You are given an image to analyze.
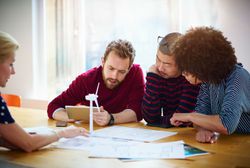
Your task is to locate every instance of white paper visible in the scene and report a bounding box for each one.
[89,140,185,159]
[54,136,140,150]
[54,136,94,150]
[24,126,54,135]
[55,136,185,159]
[92,126,177,142]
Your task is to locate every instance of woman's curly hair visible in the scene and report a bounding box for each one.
[174,27,237,84]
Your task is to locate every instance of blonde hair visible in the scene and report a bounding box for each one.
[0,31,19,63]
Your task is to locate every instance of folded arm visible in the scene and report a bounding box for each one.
[170,112,228,134]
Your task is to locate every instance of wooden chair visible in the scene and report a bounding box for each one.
[1,94,21,107]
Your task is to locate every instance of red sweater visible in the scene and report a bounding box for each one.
[47,64,145,121]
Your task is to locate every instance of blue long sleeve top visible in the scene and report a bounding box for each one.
[195,64,250,134]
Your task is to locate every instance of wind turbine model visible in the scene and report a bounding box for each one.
[85,82,100,134]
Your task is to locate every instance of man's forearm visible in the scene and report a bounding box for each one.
[113,109,137,124]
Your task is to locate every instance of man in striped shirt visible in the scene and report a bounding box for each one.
[142,33,200,128]
[170,27,250,143]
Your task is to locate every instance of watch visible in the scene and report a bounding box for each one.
[107,113,114,126]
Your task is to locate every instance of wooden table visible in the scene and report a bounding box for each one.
[0,107,249,168]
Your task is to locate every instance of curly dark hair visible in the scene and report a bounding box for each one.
[174,27,237,84]
[103,39,135,68]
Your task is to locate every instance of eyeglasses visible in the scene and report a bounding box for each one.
[157,36,169,47]
[157,36,164,44]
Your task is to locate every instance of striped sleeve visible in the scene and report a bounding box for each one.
[176,80,200,113]
[195,83,211,115]
[142,73,163,124]
[220,68,248,134]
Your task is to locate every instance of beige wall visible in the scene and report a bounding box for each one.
[215,0,250,71]
[0,0,35,98]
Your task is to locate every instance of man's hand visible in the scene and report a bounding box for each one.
[196,129,220,143]
[148,64,159,75]
[93,106,111,126]
[170,113,192,126]
[53,109,76,123]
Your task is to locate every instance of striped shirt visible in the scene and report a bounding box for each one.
[142,73,200,127]
[195,64,250,134]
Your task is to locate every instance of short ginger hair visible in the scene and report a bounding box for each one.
[103,39,135,68]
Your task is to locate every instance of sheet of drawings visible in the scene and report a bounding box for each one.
[53,136,137,151]
[92,126,177,142]
[89,140,185,159]
[55,136,185,159]
[25,126,184,159]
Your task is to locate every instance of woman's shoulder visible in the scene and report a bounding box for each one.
[0,96,15,124]
[0,96,6,107]
[227,64,250,83]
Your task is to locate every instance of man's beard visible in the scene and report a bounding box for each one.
[104,78,121,89]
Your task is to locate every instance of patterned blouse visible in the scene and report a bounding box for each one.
[195,64,250,134]
[0,96,15,124]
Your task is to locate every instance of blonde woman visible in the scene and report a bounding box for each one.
[0,31,88,152]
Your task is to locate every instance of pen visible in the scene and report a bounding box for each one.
[95,82,100,95]
[28,132,37,135]
[95,82,101,112]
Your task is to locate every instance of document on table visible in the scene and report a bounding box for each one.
[25,126,183,159]
[89,140,185,159]
[92,126,177,142]
[53,136,133,151]
[24,126,54,134]
[55,136,185,159]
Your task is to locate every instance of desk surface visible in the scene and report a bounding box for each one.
[0,107,250,168]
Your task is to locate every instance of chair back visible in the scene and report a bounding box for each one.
[1,94,21,107]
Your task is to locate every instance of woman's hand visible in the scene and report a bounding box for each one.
[56,125,89,139]
[196,129,220,143]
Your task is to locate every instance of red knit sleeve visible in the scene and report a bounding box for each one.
[47,74,88,119]
[126,65,145,121]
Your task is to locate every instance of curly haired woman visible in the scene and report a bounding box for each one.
[170,27,250,143]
